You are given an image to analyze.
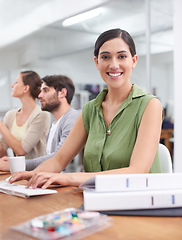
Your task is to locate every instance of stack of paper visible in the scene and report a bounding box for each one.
[79,173,182,211]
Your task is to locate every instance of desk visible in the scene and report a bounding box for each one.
[1,173,182,240]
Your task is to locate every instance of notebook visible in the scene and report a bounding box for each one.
[0,181,57,198]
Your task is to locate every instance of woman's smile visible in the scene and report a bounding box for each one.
[107,72,123,78]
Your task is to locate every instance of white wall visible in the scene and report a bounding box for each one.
[173,0,182,172]
[133,52,173,110]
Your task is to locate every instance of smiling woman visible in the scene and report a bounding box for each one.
[94,38,137,94]
[9,29,163,189]
[83,29,162,173]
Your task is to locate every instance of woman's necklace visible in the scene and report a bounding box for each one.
[106,126,111,135]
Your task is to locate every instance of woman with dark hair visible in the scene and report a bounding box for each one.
[10,29,163,188]
[0,70,50,159]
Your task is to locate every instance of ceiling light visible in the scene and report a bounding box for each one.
[62,8,102,27]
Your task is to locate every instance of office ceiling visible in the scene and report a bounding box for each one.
[0,0,173,67]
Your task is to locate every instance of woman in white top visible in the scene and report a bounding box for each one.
[0,71,50,160]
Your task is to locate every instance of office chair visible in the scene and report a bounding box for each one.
[158,143,173,173]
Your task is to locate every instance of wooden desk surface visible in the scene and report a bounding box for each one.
[0,173,182,240]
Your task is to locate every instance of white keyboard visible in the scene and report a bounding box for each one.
[0,181,57,198]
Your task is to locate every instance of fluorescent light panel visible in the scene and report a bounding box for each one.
[63,8,101,27]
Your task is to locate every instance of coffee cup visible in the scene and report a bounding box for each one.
[8,156,25,175]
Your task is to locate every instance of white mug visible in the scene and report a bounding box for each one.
[8,156,25,175]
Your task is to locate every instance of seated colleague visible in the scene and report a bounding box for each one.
[0,70,50,160]
[9,29,163,188]
[0,75,79,172]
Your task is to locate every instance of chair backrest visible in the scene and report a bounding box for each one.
[158,143,173,173]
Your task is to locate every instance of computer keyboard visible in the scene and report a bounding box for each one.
[0,181,57,198]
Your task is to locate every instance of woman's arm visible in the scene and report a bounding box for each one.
[128,98,163,172]
[35,113,87,172]
[9,113,88,181]
[10,99,163,188]
[0,120,26,155]
[0,141,7,157]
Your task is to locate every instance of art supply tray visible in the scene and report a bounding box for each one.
[11,208,111,239]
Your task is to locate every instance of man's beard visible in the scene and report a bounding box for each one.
[41,101,60,113]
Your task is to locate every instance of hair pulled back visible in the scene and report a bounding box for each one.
[20,70,42,99]
[94,28,136,58]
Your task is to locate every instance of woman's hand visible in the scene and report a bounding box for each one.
[9,171,34,183]
[26,172,72,189]
[12,171,94,189]
[9,171,78,188]
[0,156,10,172]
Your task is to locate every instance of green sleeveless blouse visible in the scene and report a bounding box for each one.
[82,84,161,173]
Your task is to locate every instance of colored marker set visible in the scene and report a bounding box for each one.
[30,209,96,238]
[11,208,112,239]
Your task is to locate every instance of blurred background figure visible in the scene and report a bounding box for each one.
[0,70,50,160]
[25,74,80,170]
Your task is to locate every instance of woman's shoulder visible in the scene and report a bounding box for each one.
[33,105,49,114]
[82,99,100,120]
[3,108,18,126]
[4,108,19,119]
[29,105,50,121]
[83,98,95,109]
[132,84,160,104]
[83,89,107,111]
[145,97,162,112]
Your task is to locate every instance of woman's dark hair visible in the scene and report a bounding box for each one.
[20,70,42,99]
[94,28,136,58]
[42,75,75,104]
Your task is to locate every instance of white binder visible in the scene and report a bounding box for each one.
[80,173,182,192]
[83,189,182,211]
